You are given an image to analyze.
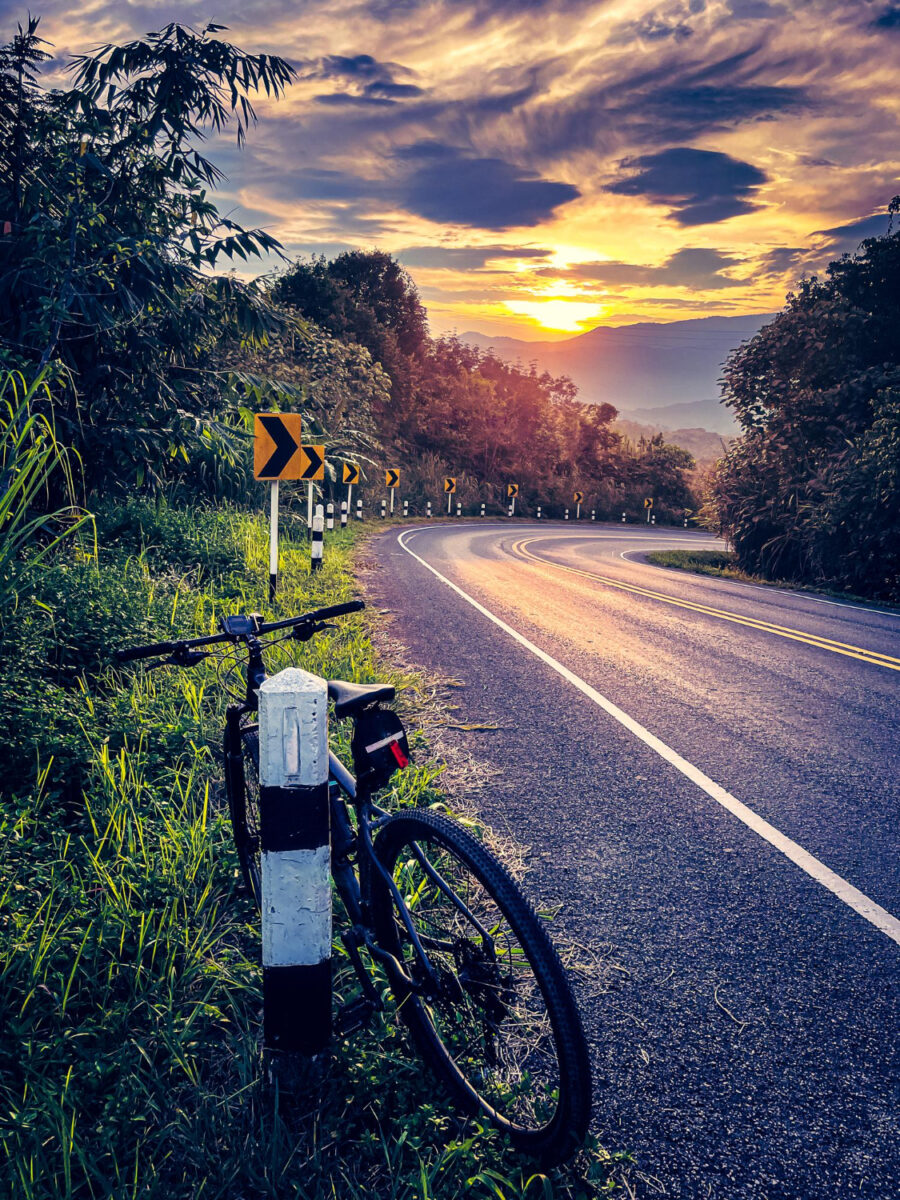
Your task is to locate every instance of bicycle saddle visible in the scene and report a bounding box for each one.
[328,679,395,719]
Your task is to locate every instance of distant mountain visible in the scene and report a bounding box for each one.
[614,419,733,466]
[462,313,775,435]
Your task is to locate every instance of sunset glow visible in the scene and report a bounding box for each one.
[29,1,900,340]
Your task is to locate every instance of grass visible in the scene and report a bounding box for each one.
[0,495,630,1199]
[645,548,900,610]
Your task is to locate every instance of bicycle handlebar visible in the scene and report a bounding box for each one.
[115,600,365,663]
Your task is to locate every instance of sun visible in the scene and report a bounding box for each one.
[503,298,607,333]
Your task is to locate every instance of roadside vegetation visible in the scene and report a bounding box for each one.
[708,200,900,602]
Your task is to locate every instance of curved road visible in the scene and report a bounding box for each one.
[367,521,900,1200]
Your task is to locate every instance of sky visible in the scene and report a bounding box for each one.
[8,0,899,339]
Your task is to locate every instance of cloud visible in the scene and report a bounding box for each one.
[403,149,580,229]
[814,211,897,255]
[397,245,550,269]
[870,5,900,29]
[726,0,785,17]
[562,247,746,288]
[608,147,767,225]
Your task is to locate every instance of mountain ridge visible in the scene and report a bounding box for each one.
[462,312,776,435]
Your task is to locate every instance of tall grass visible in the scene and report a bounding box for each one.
[0,372,95,611]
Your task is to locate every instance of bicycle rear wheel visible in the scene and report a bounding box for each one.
[224,720,261,909]
[371,809,591,1165]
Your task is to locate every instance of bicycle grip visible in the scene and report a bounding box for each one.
[311,600,365,621]
[115,639,175,663]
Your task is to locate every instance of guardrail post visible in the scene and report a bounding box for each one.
[259,667,331,1055]
[310,505,324,571]
[356,498,363,520]
[380,499,386,519]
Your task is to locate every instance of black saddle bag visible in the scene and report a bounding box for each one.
[351,707,410,790]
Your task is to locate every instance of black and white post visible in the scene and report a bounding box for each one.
[326,502,334,532]
[259,668,332,1055]
[356,498,363,520]
[340,501,348,529]
[380,499,386,519]
[269,481,279,602]
[565,508,569,521]
[622,511,626,523]
[310,504,324,571]
[537,505,541,520]
[591,509,596,522]
[456,501,461,518]
[403,499,409,518]
[426,501,432,518]
[480,502,485,518]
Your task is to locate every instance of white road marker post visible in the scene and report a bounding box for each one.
[591,509,596,521]
[480,502,485,518]
[565,508,569,521]
[456,501,461,518]
[340,501,348,529]
[310,504,324,571]
[684,517,688,528]
[507,503,513,517]
[259,667,332,1056]
[537,505,542,520]
[651,514,656,525]
[426,501,432,519]
[622,511,626,523]
[269,481,280,602]
[356,498,363,520]
[403,499,409,518]
[380,499,386,519]
[326,502,334,532]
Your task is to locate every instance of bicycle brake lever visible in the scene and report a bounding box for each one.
[148,648,210,670]
[291,621,333,642]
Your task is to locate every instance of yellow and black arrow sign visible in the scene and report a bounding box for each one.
[385,468,400,488]
[253,413,306,480]
[299,445,325,481]
[444,477,457,493]
[507,483,519,498]
[342,462,360,485]
[644,497,654,509]
[573,490,584,504]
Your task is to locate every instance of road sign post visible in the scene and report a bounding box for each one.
[444,477,456,515]
[507,483,518,516]
[269,480,279,600]
[386,469,400,515]
[342,463,360,520]
[644,497,654,524]
[574,490,583,520]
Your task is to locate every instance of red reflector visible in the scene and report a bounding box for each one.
[390,741,408,769]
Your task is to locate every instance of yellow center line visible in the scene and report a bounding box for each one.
[510,538,900,672]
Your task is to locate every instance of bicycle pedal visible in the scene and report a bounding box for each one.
[336,997,375,1037]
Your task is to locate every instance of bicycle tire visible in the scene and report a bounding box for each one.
[370,808,591,1165]
[224,721,261,909]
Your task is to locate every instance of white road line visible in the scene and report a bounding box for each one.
[397,528,900,949]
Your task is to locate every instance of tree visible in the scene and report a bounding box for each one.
[713,199,900,597]
[0,18,294,487]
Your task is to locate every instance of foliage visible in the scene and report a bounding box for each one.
[0,499,629,1199]
[0,371,94,611]
[0,17,293,489]
[712,203,900,598]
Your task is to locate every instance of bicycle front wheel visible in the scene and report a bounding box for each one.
[371,809,591,1164]
[223,720,261,909]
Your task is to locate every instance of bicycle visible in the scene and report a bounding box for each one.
[116,600,592,1165]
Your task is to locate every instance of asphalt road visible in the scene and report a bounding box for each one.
[365,521,900,1200]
